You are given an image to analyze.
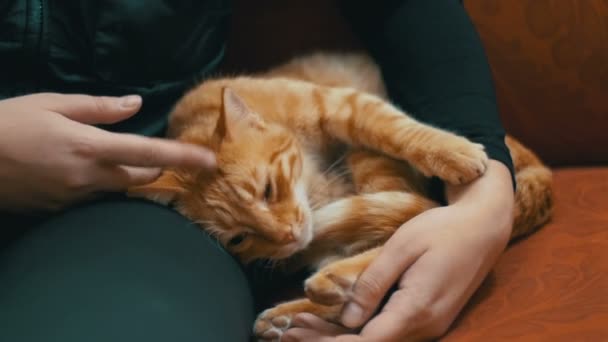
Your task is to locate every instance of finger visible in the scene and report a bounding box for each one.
[292,313,352,335]
[89,131,217,169]
[282,328,361,342]
[359,310,410,341]
[360,250,472,341]
[341,226,427,328]
[39,191,104,213]
[358,278,434,340]
[33,93,142,124]
[281,328,325,342]
[94,165,162,191]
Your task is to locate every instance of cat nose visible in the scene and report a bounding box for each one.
[278,226,299,243]
[278,232,295,243]
[291,226,301,239]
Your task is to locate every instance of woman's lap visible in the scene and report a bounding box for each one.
[0,198,254,342]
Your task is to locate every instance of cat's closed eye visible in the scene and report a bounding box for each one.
[228,233,247,246]
[263,182,272,201]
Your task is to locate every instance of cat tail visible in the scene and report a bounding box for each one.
[506,135,554,240]
[264,52,387,97]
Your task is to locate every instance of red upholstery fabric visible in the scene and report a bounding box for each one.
[465,0,608,167]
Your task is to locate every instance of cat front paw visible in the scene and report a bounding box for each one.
[417,137,488,185]
[304,266,356,306]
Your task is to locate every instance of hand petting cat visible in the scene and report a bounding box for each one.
[0,93,216,213]
[282,160,514,342]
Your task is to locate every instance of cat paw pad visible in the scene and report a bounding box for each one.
[304,270,354,306]
[253,308,292,342]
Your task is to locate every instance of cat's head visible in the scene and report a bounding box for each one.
[128,87,313,264]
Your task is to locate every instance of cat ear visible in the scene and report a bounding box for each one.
[127,170,186,205]
[215,87,263,143]
[223,87,253,123]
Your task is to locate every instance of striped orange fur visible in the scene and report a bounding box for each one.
[127,52,553,340]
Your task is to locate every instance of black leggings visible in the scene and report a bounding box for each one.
[0,198,258,342]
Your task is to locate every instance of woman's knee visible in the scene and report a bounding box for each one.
[0,198,254,342]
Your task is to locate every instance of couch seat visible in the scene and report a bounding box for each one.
[443,167,608,341]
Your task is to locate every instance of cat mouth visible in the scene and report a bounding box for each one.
[272,243,304,259]
[272,219,313,259]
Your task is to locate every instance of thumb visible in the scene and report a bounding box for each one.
[341,230,425,328]
[34,93,142,124]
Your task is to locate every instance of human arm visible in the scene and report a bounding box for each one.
[0,93,216,213]
[339,0,515,188]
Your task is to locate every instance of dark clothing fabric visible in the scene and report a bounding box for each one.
[0,0,230,136]
[339,0,515,188]
[0,0,514,341]
[0,198,254,342]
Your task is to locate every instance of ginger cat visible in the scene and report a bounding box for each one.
[128,53,553,341]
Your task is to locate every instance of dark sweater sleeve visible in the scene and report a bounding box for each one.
[338,0,516,190]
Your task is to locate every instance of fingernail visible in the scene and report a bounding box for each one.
[342,302,364,327]
[291,314,309,328]
[281,333,296,342]
[120,95,142,109]
[197,150,217,169]
[148,168,162,179]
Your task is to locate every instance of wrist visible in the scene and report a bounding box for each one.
[446,160,514,206]
[446,160,515,238]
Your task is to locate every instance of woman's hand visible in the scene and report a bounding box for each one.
[0,93,216,213]
[283,160,515,341]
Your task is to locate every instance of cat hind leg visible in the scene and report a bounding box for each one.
[304,247,380,306]
[253,298,342,342]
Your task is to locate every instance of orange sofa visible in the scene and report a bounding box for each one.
[222,1,608,340]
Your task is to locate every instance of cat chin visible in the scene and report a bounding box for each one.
[272,219,313,259]
[272,239,311,260]
[272,244,303,260]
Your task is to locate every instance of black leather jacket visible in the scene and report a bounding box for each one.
[0,0,230,135]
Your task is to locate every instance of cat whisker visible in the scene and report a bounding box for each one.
[309,167,350,195]
[265,259,280,270]
[321,152,348,177]
[307,152,347,195]
[193,219,230,248]
[254,259,280,280]
[309,168,353,211]
[322,166,352,187]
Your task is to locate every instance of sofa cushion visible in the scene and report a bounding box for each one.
[464,1,608,167]
[443,167,608,341]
